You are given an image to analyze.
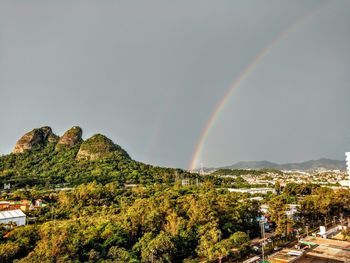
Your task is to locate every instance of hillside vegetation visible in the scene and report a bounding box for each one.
[0,127,193,188]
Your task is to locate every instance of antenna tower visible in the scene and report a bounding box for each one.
[200,163,204,175]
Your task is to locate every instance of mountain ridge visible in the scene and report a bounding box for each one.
[218,158,346,171]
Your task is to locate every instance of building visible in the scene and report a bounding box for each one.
[286,204,300,219]
[228,188,276,195]
[260,204,300,218]
[317,225,340,239]
[299,237,350,262]
[269,238,350,263]
[0,209,26,226]
[269,248,304,263]
[338,180,350,187]
[335,152,350,189]
[0,200,35,212]
[181,179,190,186]
[0,201,10,210]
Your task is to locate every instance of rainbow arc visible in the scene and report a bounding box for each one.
[189,3,327,170]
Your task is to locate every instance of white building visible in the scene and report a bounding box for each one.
[0,209,26,226]
[340,152,350,188]
[228,188,276,195]
[339,180,350,187]
[317,225,340,239]
[260,204,300,217]
[285,204,300,218]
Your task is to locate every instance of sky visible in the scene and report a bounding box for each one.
[0,0,350,169]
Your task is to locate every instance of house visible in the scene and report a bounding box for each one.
[0,201,10,210]
[0,199,44,212]
[317,225,341,239]
[34,199,43,207]
[9,200,31,211]
[286,204,300,219]
[0,209,26,226]
[299,237,350,262]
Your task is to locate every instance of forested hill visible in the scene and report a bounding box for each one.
[0,126,194,188]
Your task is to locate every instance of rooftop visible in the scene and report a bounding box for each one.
[269,248,304,263]
[300,237,350,262]
[0,209,26,219]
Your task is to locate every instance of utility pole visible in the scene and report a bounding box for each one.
[200,163,204,176]
[260,221,266,263]
[296,229,300,243]
[174,171,178,182]
[151,249,154,263]
[340,213,343,225]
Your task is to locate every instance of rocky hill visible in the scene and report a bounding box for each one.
[0,126,190,188]
[12,126,130,161]
[55,126,83,151]
[12,126,59,154]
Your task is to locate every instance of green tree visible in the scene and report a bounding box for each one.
[141,232,175,263]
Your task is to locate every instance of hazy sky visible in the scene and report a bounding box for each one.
[1,0,349,169]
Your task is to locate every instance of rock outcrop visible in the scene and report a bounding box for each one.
[13,126,58,154]
[12,126,130,161]
[55,126,83,151]
[76,134,130,160]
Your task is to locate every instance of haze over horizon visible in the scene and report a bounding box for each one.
[1,0,350,169]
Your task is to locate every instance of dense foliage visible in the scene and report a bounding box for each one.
[2,181,348,262]
[0,183,259,262]
[266,184,350,236]
[77,134,131,160]
[0,143,194,188]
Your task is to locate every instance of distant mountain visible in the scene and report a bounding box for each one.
[219,158,346,171]
[222,161,279,170]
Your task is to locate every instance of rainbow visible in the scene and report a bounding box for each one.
[189,3,327,170]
